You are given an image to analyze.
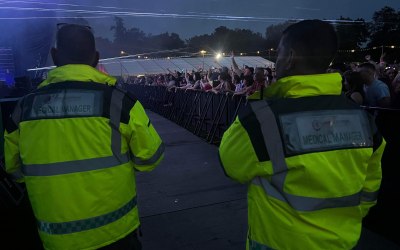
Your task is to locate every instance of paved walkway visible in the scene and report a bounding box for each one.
[137,111,247,250]
[137,111,400,250]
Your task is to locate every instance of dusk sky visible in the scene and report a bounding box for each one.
[1,0,400,39]
[0,0,399,75]
[89,0,400,39]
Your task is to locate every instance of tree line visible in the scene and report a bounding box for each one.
[89,6,400,63]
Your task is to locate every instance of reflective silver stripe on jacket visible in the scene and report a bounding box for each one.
[250,101,287,192]
[250,101,367,212]
[9,169,24,180]
[252,177,362,211]
[361,190,379,202]
[110,89,125,163]
[37,196,137,235]
[133,143,165,166]
[22,153,130,176]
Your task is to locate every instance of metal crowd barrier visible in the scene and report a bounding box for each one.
[126,85,246,145]
[126,85,400,147]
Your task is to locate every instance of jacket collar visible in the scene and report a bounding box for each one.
[249,73,342,100]
[265,73,342,98]
[38,64,116,88]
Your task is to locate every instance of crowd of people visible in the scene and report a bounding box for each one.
[2,51,400,111]
[122,54,274,99]
[329,57,400,109]
[117,54,400,111]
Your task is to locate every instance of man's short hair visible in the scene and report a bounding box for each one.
[56,24,96,65]
[282,19,338,71]
[358,62,376,72]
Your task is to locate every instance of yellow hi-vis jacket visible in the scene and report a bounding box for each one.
[219,73,384,250]
[4,64,164,250]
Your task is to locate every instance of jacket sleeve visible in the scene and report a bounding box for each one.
[128,101,164,172]
[360,138,385,217]
[4,126,24,182]
[3,98,24,182]
[218,116,273,184]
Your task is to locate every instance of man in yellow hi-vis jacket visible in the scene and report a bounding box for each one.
[4,24,164,250]
[219,20,385,250]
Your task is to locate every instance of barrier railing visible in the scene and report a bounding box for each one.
[126,84,400,148]
[126,85,246,145]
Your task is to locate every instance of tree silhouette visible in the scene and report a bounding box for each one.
[110,17,127,47]
[187,26,265,54]
[367,6,400,63]
[109,17,185,55]
[368,6,400,48]
[91,7,400,63]
[335,17,369,49]
[265,21,293,50]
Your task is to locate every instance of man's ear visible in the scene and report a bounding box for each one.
[92,51,99,68]
[51,47,59,66]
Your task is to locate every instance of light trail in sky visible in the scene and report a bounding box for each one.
[0,2,365,24]
[0,16,107,19]
[0,0,140,11]
[294,6,321,11]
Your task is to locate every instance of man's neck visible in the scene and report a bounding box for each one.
[365,78,375,86]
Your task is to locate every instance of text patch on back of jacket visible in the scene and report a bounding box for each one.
[29,90,103,119]
[279,109,373,155]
